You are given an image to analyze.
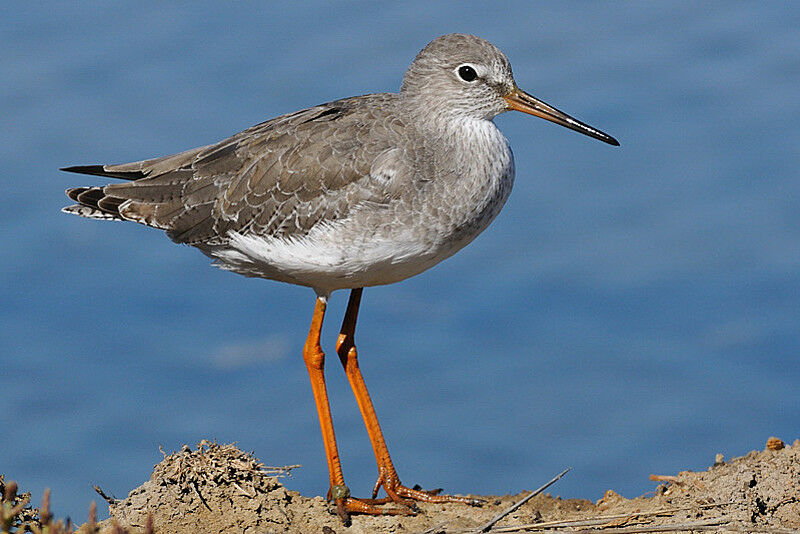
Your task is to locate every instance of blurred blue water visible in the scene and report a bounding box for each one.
[2,1,799,522]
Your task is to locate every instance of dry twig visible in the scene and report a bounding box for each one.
[648,475,678,483]
[489,501,734,532]
[93,485,119,505]
[470,467,571,533]
[545,517,727,532]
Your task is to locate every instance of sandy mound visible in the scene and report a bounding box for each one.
[95,437,798,533]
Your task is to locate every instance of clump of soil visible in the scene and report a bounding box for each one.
[99,438,798,533]
[105,441,302,533]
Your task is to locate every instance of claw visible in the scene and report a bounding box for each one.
[464,496,487,507]
[335,499,351,526]
[412,484,444,496]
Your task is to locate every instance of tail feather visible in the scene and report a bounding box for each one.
[60,145,219,241]
[66,186,89,202]
[98,195,126,213]
[61,164,147,181]
[75,187,105,206]
[62,204,124,220]
[65,186,127,220]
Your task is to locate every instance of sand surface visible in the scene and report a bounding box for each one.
[98,437,798,533]
[4,437,798,533]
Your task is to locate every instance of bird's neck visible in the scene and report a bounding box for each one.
[399,89,496,124]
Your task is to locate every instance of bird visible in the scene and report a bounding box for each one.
[62,33,618,522]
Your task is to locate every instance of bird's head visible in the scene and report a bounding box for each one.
[401,33,619,146]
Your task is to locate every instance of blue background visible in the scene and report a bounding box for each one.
[2,2,799,521]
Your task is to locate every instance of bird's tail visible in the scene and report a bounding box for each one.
[62,185,126,220]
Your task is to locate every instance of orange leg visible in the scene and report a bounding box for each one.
[302,296,413,523]
[335,288,483,507]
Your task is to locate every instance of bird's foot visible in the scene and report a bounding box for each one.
[326,474,484,524]
[369,469,485,507]
[327,484,415,525]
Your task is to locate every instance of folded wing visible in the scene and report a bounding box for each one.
[63,94,402,246]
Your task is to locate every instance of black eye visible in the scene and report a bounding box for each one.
[458,65,478,82]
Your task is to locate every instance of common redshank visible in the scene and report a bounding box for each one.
[62,33,618,521]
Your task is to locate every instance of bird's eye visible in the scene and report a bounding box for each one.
[457,65,478,82]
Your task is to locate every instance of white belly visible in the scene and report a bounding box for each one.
[206,224,449,293]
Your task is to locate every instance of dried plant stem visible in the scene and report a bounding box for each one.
[649,475,679,483]
[489,501,734,532]
[471,467,571,533]
[93,485,119,505]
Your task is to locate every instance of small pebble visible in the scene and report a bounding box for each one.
[766,437,785,451]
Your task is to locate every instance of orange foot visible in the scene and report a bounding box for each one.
[329,475,483,524]
[327,484,413,525]
[369,468,485,507]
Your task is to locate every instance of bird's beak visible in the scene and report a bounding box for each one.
[504,87,619,146]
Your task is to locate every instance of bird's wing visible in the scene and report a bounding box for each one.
[62,94,405,245]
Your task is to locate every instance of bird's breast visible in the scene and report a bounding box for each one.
[420,117,515,247]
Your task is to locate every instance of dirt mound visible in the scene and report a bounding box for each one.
[104,441,306,533]
[97,438,798,533]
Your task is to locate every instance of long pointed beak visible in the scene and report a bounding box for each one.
[504,88,619,146]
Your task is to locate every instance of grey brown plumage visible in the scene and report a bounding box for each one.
[64,94,408,246]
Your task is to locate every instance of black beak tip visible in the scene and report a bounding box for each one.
[606,135,620,147]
